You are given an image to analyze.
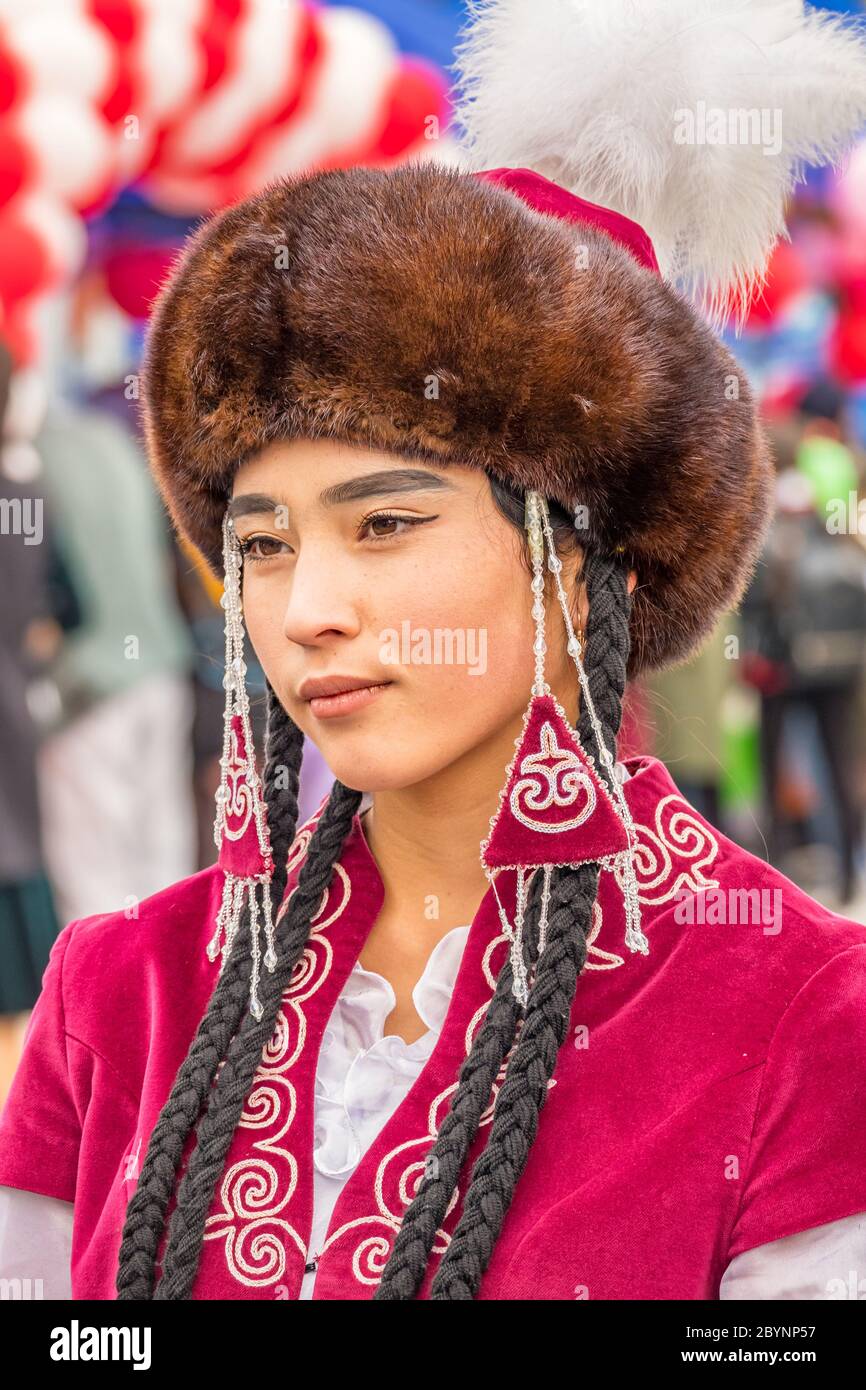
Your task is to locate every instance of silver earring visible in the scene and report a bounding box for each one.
[479,491,646,1011]
[206,511,278,1020]
[538,498,648,955]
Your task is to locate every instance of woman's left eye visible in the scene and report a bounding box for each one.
[358,511,437,541]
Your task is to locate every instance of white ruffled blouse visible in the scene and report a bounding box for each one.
[300,919,471,1298]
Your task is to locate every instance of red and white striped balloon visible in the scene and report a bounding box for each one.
[0,0,449,360]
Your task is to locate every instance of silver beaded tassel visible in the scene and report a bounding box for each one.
[490,493,647,1000]
[535,493,648,957]
[484,498,583,1009]
[205,513,278,1021]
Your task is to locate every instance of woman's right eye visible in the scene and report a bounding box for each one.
[239,534,289,563]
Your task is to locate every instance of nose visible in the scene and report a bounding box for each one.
[280,542,362,648]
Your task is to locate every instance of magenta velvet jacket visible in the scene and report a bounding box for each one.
[1,754,865,1300]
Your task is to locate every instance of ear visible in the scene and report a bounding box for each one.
[627,569,638,595]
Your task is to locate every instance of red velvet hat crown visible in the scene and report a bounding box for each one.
[474,167,660,275]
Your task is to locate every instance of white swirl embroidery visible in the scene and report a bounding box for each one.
[323,927,560,1286]
[203,803,348,1290]
[621,794,720,906]
[221,722,255,840]
[581,796,720,974]
[510,720,597,832]
[321,1031,518,1284]
[333,794,718,1287]
[584,900,623,971]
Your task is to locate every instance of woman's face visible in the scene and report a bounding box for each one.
[230,437,584,793]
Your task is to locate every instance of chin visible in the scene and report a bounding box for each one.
[316,740,439,794]
[321,757,416,794]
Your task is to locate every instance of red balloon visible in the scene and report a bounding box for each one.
[87,0,139,49]
[0,208,52,302]
[0,42,26,116]
[838,262,866,316]
[103,244,177,318]
[316,57,450,176]
[830,309,866,385]
[0,125,32,209]
[86,0,142,123]
[77,181,119,221]
[743,239,807,329]
[198,18,233,97]
[100,67,135,126]
[377,59,448,160]
[210,0,244,27]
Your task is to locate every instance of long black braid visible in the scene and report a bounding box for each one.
[116,682,304,1298]
[151,777,362,1298]
[375,553,631,1299]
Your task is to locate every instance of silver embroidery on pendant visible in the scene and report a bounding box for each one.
[510,720,596,832]
[221,721,256,840]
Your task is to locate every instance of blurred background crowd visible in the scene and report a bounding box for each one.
[2,0,866,1102]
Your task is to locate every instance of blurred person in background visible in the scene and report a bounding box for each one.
[795,380,866,886]
[644,619,735,833]
[0,341,64,1103]
[740,425,866,907]
[33,394,197,924]
[795,376,865,521]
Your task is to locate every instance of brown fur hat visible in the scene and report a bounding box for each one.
[141,159,773,676]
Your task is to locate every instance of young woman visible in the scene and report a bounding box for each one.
[2,1,866,1303]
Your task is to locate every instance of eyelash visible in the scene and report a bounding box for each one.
[358,509,436,542]
[238,510,435,562]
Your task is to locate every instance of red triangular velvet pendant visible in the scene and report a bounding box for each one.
[482,694,628,870]
[217,714,274,880]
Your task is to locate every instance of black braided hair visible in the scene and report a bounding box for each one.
[116,682,304,1299]
[374,552,631,1299]
[151,776,362,1298]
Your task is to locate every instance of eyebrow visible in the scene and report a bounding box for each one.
[227,468,457,521]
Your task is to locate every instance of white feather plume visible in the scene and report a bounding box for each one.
[449,0,866,326]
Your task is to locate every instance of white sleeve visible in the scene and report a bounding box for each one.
[719,1210,866,1300]
[0,1184,74,1299]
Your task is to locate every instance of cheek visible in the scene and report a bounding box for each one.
[240,577,286,673]
[383,553,534,722]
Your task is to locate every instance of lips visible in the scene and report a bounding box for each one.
[301,677,393,721]
[298,674,389,701]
